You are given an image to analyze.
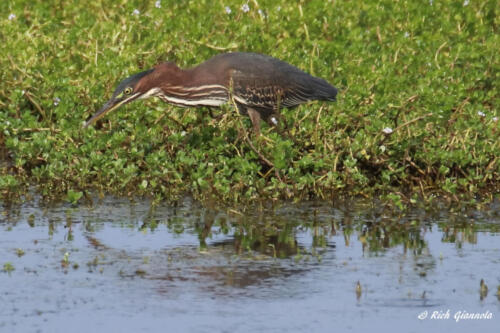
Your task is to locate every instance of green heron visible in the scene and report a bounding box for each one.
[84,52,337,135]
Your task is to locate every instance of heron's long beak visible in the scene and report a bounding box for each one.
[83,93,140,128]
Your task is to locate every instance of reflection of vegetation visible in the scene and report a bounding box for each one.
[335,205,430,254]
[196,211,301,259]
[357,220,426,254]
[190,199,499,259]
[233,225,299,258]
[1,197,498,294]
[1,197,498,260]
[438,213,500,247]
[441,223,477,246]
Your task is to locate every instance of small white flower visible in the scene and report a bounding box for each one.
[277,6,281,11]
[492,117,498,122]
[404,32,410,38]
[258,9,266,18]
[155,1,161,8]
[53,97,61,106]
[225,6,231,14]
[8,13,16,20]
[477,111,485,117]
[429,0,433,5]
[21,90,25,95]
[241,3,250,13]
[463,0,469,6]
[132,9,140,15]
[382,127,393,134]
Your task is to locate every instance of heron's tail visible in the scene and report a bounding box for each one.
[312,77,338,101]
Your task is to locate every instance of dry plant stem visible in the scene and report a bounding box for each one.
[393,113,433,132]
[193,40,238,51]
[237,115,275,168]
[380,112,433,145]
[20,127,61,133]
[434,42,448,69]
[314,105,324,144]
[24,92,46,120]
[153,110,187,131]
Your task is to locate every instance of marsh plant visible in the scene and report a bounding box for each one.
[0,1,497,204]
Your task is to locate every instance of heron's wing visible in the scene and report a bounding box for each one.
[229,70,279,109]
[229,69,335,110]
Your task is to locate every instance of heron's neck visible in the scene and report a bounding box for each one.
[152,67,228,107]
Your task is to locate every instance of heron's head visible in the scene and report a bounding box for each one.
[83,69,155,128]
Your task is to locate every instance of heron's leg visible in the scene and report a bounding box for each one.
[235,102,248,115]
[207,107,215,118]
[247,108,262,136]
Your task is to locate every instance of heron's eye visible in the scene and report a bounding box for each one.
[124,87,133,95]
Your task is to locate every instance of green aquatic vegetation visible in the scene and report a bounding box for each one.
[2,262,15,273]
[0,0,498,205]
[66,189,83,205]
[61,251,70,268]
[480,279,488,301]
[15,248,25,257]
[27,214,35,227]
[356,281,362,301]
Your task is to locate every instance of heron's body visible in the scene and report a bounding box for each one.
[85,52,338,134]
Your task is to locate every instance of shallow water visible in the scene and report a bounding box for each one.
[1,196,499,332]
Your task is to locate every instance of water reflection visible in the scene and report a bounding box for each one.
[2,197,499,266]
[1,196,499,333]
